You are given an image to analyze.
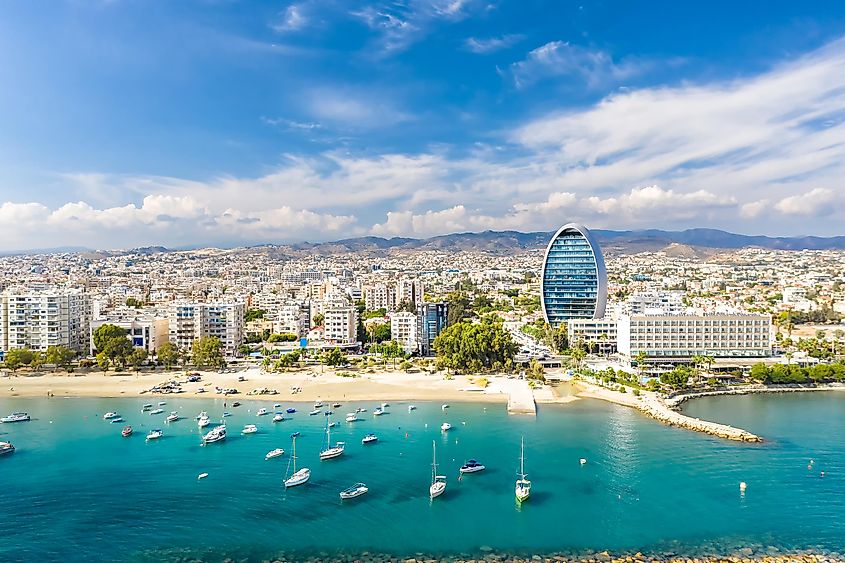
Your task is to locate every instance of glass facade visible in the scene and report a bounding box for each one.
[541,224,607,328]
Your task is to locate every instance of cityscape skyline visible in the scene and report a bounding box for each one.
[2,1,845,250]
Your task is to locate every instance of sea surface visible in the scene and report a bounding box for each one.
[1,392,843,562]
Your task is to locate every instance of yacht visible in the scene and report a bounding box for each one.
[441,422,452,432]
[265,448,285,460]
[284,435,310,488]
[165,412,179,423]
[408,405,417,412]
[149,408,164,415]
[146,429,163,441]
[309,409,320,416]
[339,483,369,500]
[256,408,268,416]
[515,436,531,503]
[319,417,345,460]
[362,433,378,444]
[242,424,258,435]
[103,412,120,420]
[0,441,14,455]
[121,426,133,437]
[286,408,296,414]
[273,413,285,423]
[142,404,153,411]
[202,424,227,444]
[195,411,208,420]
[198,415,210,428]
[460,459,486,474]
[110,417,125,424]
[429,440,446,499]
[372,407,384,416]
[345,413,359,423]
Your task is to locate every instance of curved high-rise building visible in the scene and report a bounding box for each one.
[540,223,607,328]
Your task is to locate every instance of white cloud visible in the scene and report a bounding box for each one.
[464,34,524,54]
[775,188,837,216]
[273,4,307,32]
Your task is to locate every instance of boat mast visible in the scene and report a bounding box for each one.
[519,436,526,480]
[431,440,437,484]
[291,436,297,473]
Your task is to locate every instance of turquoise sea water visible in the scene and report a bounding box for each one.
[1,393,843,561]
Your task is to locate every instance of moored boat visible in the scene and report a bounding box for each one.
[273,413,285,422]
[309,409,320,416]
[515,436,531,503]
[284,435,310,488]
[408,405,417,412]
[142,404,153,411]
[242,424,258,434]
[149,408,164,415]
[198,415,210,428]
[202,424,227,444]
[362,433,378,444]
[373,407,384,416]
[265,448,285,460]
[121,426,133,437]
[319,416,345,460]
[165,412,179,423]
[146,429,163,441]
[286,408,296,414]
[103,412,119,420]
[0,441,15,455]
[339,482,368,500]
[460,459,486,474]
[345,413,359,423]
[441,422,452,432]
[430,440,446,499]
[256,408,268,416]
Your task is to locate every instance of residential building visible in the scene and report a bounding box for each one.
[541,223,607,327]
[389,311,418,354]
[323,306,357,345]
[0,289,91,355]
[89,309,169,355]
[167,301,245,357]
[567,318,617,354]
[417,302,448,356]
[364,283,397,312]
[397,278,425,307]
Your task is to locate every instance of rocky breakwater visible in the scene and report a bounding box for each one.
[639,395,763,443]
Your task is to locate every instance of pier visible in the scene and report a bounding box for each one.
[506,380,537,415]
[640,394,763,442]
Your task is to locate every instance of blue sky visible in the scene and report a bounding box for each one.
[2,0,845,249]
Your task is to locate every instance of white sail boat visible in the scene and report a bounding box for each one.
[515,436,531,503]
[429,440,446,499]
[319,415,345,460]
[284,435,310,488]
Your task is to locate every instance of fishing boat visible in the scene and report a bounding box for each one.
[146,429,163,441]
[345,413,359,423]
[429,440,446,499]
[198,415,210,428]
[286,408,296,414]
[284,435,310,488]
[309,409,320,416]
[0,441,15,455]
[460,459,486,474]
[242,424,258,434]
[103,412,120,420]
[319,417,345,460]
[202,424,227,444]
[515,436,531,503]
[165,412,179,423]
[441,422,452,432]
[142,404,153,411]
[265,448,285,460]
[372,407,384,416]
[339,483,369,500]
[362,433,378,444]
[256,408,268,416]
[149,408,164,415]
[121,426,133,437]
[273,413,285,422]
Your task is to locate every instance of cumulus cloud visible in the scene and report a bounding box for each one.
[775,188,837,216]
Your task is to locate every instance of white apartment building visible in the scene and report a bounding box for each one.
[0,289,91,354]
[323,306,357,345]
[617,313,772,362]
[168,301,245,357]
[567,318,617,353]
[389,311,418,354]
[364,283,396,312]
[625,291,685,315]
[397,278,425,306]
[89,310,169,355]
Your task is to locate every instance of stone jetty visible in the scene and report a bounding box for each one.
[639,395,763,443]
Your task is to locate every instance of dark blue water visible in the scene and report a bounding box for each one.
[0,394,843,561]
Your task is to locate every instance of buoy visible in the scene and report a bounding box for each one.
[198,473,209,480]
[580,458,587,465]
[821,472,825,478]
[739,481,747,492]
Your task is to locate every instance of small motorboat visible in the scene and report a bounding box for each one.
[362,433,378,444]
[198,472,209,480]
[265,448,285,460]
[290,431,300,438]
[323,410,334,416]
[149,408,164,415]
[121,426,133,437]
[373,408,384,416]
[328,421,338,428]
[222,412,232,417]
[339,482,369,500]
[345,413,359,423]
[232,402,241,407]
[441,404,449,411]
[202,425,227,444]
[356,407,367,413]
[313,401,324,408]
[381,403,389,409]
[158,401,167,406]
[146,429,163,441]
[408,405,417,412]
[286,408,296,414]
[256,408,268,416]
[1,412,30,423]
[309,410,320,416]
[273,413,285,422]
[459,459,486,474]
[441,422,452,432]
[332,402,342,408]
[198,415,210,428]
[0,441,14,455]
[274,404,282,409]
[196,411,208,420]
[242,424,258,434]
[142,404,153,411]
[165,412,179,423]
[103,412,119,420]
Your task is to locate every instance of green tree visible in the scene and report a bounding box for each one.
[192,337,225,368]
[92,324,128,353]
[103,338,134,369]
[366,322,391,343]
[321,347,346,367]
[45,345,75,371]
[570,346,586,369]
[433,317,517,373]
[4,348,33,371]
[267,333,298,343]
[526,359,546,382]
[312,313,324,327]
[128,348,148,369]
[244,308,266,322]
[156,341,179,369]
[125,297,145,308]
[96,351,111,371]
[446,291,472,325]
[29,351,45,371]
[396,299,416,313]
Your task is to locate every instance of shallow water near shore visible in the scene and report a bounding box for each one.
[1,393,843,562]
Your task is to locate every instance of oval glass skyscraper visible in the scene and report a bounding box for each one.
[540,223,607,328]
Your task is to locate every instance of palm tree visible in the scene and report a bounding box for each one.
[635,351,648,382]
[690,354,706,385]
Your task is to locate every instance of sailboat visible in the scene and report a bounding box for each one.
[429,440,446,499]
[515,436,531,503]
[319,415,345,460]
[284,435,310,488]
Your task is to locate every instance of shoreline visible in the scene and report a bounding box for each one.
[664,383,845,408]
